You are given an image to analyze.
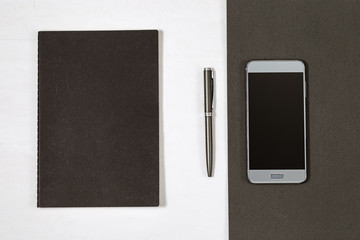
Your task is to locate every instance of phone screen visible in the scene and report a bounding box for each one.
[248,73,305,170]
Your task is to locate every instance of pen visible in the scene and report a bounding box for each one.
[204,68,214,177]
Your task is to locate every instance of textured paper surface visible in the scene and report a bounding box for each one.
[227,1,360,239]
[38,30,159,207]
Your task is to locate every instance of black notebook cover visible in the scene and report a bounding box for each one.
[228,1,360,239]
[38,30,159,207]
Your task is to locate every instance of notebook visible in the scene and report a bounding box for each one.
[38,30,159,207]
[228,0,360,239]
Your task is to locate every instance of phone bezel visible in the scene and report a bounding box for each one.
[246,60,307,184]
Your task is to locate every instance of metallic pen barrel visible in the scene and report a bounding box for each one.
[205,116,213,177]
[204,68,214,177]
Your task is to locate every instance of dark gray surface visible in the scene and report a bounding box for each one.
[38,30,159,207]
[228,1,360,239]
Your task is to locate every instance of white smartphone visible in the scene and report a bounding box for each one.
[246,60,307,184]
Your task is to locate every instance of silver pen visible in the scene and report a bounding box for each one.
[204,68,214,177]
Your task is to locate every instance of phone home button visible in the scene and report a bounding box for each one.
[271,174,284,179]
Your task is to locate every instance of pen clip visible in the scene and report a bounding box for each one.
[210,70,214,110]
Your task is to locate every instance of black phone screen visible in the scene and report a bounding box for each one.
[248,73,305,170]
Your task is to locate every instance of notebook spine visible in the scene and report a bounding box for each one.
[37,32,40,207]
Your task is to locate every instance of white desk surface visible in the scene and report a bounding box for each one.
[0,0,228,239]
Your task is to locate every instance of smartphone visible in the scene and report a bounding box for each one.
[246,60,307,184]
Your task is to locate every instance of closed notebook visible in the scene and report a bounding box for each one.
[38,30,159,207]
